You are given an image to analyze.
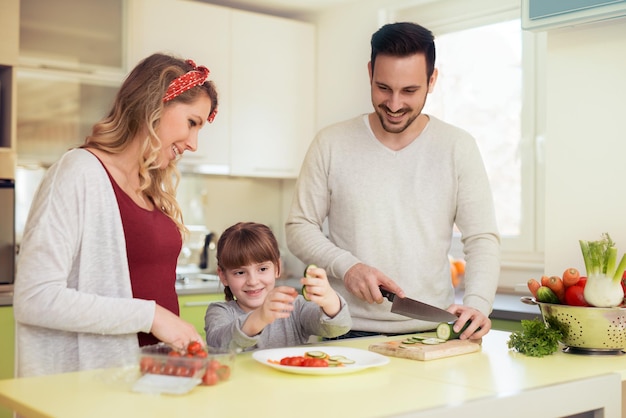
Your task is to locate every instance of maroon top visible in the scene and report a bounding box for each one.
[101,162,182,346]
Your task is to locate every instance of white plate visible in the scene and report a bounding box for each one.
[252,346,389,375]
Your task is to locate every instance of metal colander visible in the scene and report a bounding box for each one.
[521,297,626,350]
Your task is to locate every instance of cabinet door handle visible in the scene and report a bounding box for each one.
[183,301,214,307]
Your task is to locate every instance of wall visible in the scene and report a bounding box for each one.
[312,1,626,283]
[187,2,626,284]
[543,16,626,273]
[176,175,304,278]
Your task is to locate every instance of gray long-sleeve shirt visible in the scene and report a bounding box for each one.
[286,115,501,333]
[204,295,351,351]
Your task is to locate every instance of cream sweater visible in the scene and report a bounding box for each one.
[286,115,501,333]
[13,149,155,377]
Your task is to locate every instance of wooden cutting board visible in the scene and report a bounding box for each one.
[368,337,482,361]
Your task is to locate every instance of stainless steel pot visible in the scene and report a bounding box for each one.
[521,296,626,351]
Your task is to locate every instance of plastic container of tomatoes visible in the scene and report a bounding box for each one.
[135,343,236,393]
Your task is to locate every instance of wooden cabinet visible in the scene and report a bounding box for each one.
[178,293,224,339]
[128,0,232,175]
[0,0,19,66]
[15,0,126,168]
[19,0,124,70]
[128,0,315,178]
[230,10,315,178]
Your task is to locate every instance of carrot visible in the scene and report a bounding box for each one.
[527,278,541,298]
[546,275,565,303]
[540,275,550,287]
[562,268,580,287]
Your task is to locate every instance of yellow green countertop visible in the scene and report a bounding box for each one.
[0,330,624,417]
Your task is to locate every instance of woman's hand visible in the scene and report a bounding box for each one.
[302,265,341,317]
[151,304,204,350]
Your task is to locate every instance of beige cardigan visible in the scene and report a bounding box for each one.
[13,149,155,377]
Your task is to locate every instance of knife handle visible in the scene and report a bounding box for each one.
[379,286,396,302]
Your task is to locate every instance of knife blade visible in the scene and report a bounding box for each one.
[379,287,458,323]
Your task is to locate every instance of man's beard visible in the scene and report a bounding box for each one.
[376,106,419,134]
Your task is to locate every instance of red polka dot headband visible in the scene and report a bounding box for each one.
[163,59,217,123]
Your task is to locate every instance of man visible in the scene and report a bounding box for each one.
[286,22,500,340]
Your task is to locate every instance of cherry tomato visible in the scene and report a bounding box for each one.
[279,356,305,367]
[216,365,231,381]
[302,358,328,367]
[187,341,203,355]
[194,350,208,358]
[163,364,177,376]
[202,370,219,386]
[149,362,163,374]
[175,366,191,377]
[208,359,222,370]
[139,357,154,374]
[564,285,589,306]
[167,350,182,358]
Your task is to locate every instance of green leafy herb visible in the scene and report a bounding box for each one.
[507,318,563,357]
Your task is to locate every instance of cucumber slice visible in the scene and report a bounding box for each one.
[421,337,446,345]
[302,264,317,301]
[305,350,328,359]
[409,335,427,341]
[303,264,317,278]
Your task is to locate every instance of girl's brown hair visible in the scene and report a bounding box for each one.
[81,53,219,235]
[217,222,281,301]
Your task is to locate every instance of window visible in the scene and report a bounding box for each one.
[391,0,545,290]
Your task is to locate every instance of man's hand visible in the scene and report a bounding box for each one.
[446,304,491,339]
[344,263,405,303]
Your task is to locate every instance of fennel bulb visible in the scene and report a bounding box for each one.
[579,233,626,308]
[583,274,624,307]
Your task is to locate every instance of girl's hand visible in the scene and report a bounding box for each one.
[259,286,298,324]
[302,265,341,317]
[241,286,297,337]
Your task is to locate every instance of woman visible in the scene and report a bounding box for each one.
[204,222,351,351]
[13,53,219,377]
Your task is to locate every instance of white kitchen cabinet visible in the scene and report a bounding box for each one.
[128,0,232,175]
[128,0,315,178]
[230,10,315,178]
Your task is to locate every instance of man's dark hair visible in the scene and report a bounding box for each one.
[370,22,436,80]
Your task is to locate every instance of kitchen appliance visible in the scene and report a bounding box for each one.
[177,226,211,269]
[522,296,626,355]
[380,287,458,323]
[0,179,15,285]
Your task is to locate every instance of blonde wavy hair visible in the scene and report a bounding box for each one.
[81,53,219,235]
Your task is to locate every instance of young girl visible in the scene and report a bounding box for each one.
[204,222,351,351]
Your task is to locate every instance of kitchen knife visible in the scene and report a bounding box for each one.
[380,287,458,323]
